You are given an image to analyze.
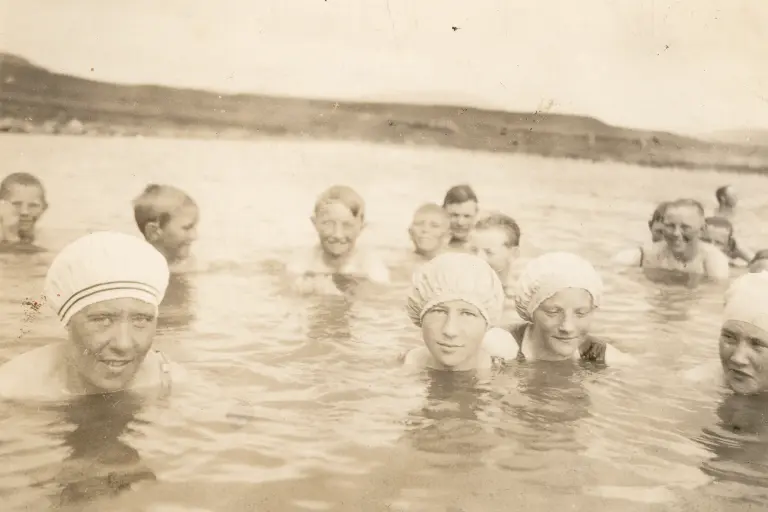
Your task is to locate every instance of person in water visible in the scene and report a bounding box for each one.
[287,185,389,294]
[749,250,768,274]
[408,203,452,261]
[612,198,729,281]
[0,231,180,400]
[0,172,48,248]
[467,212,521,296]
[133,184,199,273]
[648,201,670,243]
[401,252,513,371]
[701,216,753,267]
[504,252,628,364]
[714,185,738,220]
[718,272,768,395]
[442,184,479,250]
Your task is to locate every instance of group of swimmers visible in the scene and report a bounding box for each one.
[0,172,767,401]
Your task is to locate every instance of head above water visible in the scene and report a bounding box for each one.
[44,231,170,394]
[661,198,706,257]
[468,212,521,278]
[515,252,603,359]
[133,184,199,263]
[716,185,737,208]
[442,184,479,244]
[311,185,366,258]
[407,252,504,370]
[409,203,451,258]
[648,201,670,242]
[720,272,768,395]
[0,172,48,242]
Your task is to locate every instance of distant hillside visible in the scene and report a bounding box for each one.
[1,52,768,173]
[707,129,768,148]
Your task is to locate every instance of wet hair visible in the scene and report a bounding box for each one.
[0,172,48,208]
[665,198,705,218]
[133,184,196,236]
[715,186,731,203]
[412,202,449,222]
[314,185,365,221]
[751,250,768,264]
[442,184,478,207]
[648,201,670,228]
[474,212,521,247]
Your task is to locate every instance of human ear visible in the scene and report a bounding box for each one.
[144,220,162,242]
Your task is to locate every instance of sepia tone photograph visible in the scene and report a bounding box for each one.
[1,1,767,511]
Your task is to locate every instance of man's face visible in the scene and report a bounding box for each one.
[444,201,478,242]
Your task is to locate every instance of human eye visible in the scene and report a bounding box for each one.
[132,314,154,327]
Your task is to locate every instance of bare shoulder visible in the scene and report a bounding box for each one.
[482,327,518,361]
[0,344,62,400]
[357,249,390,284]
[401,347,430,368]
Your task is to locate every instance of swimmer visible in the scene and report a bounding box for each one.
[702,216,753,267]
[714,185,738,220]
[0,231,183,401]
[0,172,48,248]
[504,252,630,364]
[687,273,768,393]
[648,201,670,243]
[442,184,479,250]
[401,252,515,371]
[287,185,389,295]
[467,212,521,296]
[408,203,451,260]
[133,184,199,273]
[612,198,729,281]
[748,250,768,274]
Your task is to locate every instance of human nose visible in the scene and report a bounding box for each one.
[109,320,135,354]
[441,311,459,338]
[558,311,577,335]
[729,341,750,367]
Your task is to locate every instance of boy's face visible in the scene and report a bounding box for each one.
[662,205,704,256]
[467,227,517,276]
[312,202,363,258]
[409,211,450,256]
[153,203,199,262]
[3,183,46,238]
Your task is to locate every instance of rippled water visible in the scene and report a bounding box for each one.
[2,134,768,511]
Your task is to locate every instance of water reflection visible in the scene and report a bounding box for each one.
[54,393,156,506]
[306,296,352,342]
[698,393,768,488]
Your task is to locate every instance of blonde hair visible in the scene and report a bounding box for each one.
[133,184,196,236]
[314,185,365,221]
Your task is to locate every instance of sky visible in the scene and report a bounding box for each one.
[1,0,766,134]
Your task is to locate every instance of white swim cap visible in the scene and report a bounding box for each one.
[406,252,504,327]
[724,272,768,333]
[514,252,603,322]
[44,231,170,325]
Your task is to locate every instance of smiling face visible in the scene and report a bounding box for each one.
[531,288,595,359]
[66,297,158,394]
[444,201,478,243]
[421,300,488,371]
[719,319,768,395]
[145,202,199,263]
[409,209,450,257]
[312,201,364,258]
[662,205,704,257]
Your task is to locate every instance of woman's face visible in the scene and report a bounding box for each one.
[421,300,488,371]
[719,319,768,395]
[531,288,595,359]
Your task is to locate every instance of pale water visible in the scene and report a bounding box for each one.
[2,134,768,511]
